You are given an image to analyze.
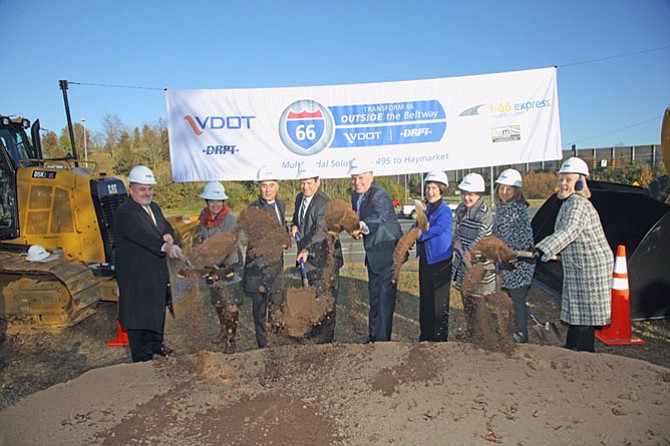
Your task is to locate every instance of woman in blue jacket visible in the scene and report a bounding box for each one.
[415,170,453,341]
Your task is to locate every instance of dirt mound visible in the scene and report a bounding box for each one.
[2,344,668,446]
[324,199,359,237]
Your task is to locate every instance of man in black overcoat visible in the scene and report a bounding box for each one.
[243,166,288,348]
[114,165,184,362]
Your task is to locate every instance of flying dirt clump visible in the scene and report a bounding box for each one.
[471,236,517,264]
[275,288,334,338]
[392,227,421,283]
[276,227,340,340]
[461,236,516,354]
[392,201,427,283]
[324,199,359,238]
[235,206,291,259]
[184,231,238,268]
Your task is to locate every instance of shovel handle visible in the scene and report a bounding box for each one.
[527,308,542,325]
[515,250,559,261]
[177,252,194,269]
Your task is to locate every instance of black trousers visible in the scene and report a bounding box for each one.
[503,286,530,343]
[127,329,164,362]
[366,263,397,342]
[250,287,285,348]
[565,325,596,352]
[419,256,452,342]
[308,268,340,344]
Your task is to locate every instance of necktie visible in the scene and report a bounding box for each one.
[144,205,156,225]
[299,198,307,227]
[356,194,364,218]
[270,202,282,224]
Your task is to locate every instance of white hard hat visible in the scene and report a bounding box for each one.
[458,173,486,193]
[495,169,523,187]
[424,170,448,187]
[256,166,279,183]
[25,245,60,263]
[348,159,373,176]
[128,165,157,185]
[559,157,590,176]
[199,181,228,200]
[296,166,319,180]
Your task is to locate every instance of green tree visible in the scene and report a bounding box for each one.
[113,131,135,175]
[41,131,65,158]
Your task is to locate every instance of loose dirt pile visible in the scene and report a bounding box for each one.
[1,343,668,446]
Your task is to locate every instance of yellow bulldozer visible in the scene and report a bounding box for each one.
[0,114,198,337]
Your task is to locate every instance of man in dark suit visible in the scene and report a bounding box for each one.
[350,163,403,343]
[243,166,287,348]
[291,170,343,343]
[114,165,183,362]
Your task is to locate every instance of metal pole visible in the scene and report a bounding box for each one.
[82,118,88,162]
[651,144,656,168]
[59,80,79,162]
[489,165,494,205]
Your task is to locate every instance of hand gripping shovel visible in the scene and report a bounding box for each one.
[527,308,562,346]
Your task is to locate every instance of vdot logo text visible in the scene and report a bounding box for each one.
[184,115,256,135]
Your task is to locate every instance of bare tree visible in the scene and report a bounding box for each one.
[101,113,125,156]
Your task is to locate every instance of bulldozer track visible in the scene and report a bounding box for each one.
[0,252,103,333]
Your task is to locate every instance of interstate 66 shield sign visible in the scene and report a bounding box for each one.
[279,99,334,156]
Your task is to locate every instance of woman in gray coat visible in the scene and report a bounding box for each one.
[535,157,613,352]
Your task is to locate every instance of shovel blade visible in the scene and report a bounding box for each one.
[544,322,563,346]
[531,323,547,341]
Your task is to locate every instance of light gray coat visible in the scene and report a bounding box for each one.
[535,194,613,326]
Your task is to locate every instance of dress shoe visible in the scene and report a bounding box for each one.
[361,337,375,345]
[157,345,174,357]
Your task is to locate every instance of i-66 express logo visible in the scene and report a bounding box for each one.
[278,100,334,156]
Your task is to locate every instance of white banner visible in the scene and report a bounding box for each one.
[166,67,561,182]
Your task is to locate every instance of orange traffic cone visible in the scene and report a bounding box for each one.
[596,245,645,345]
[107,321,129,346]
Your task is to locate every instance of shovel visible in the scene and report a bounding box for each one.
[527,308,562,346]
[298,258,310,288]
[177,251,194,269]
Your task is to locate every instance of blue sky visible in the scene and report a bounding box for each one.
[2,0,668,150]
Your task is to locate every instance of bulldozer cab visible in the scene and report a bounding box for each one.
[0,116,40,240]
